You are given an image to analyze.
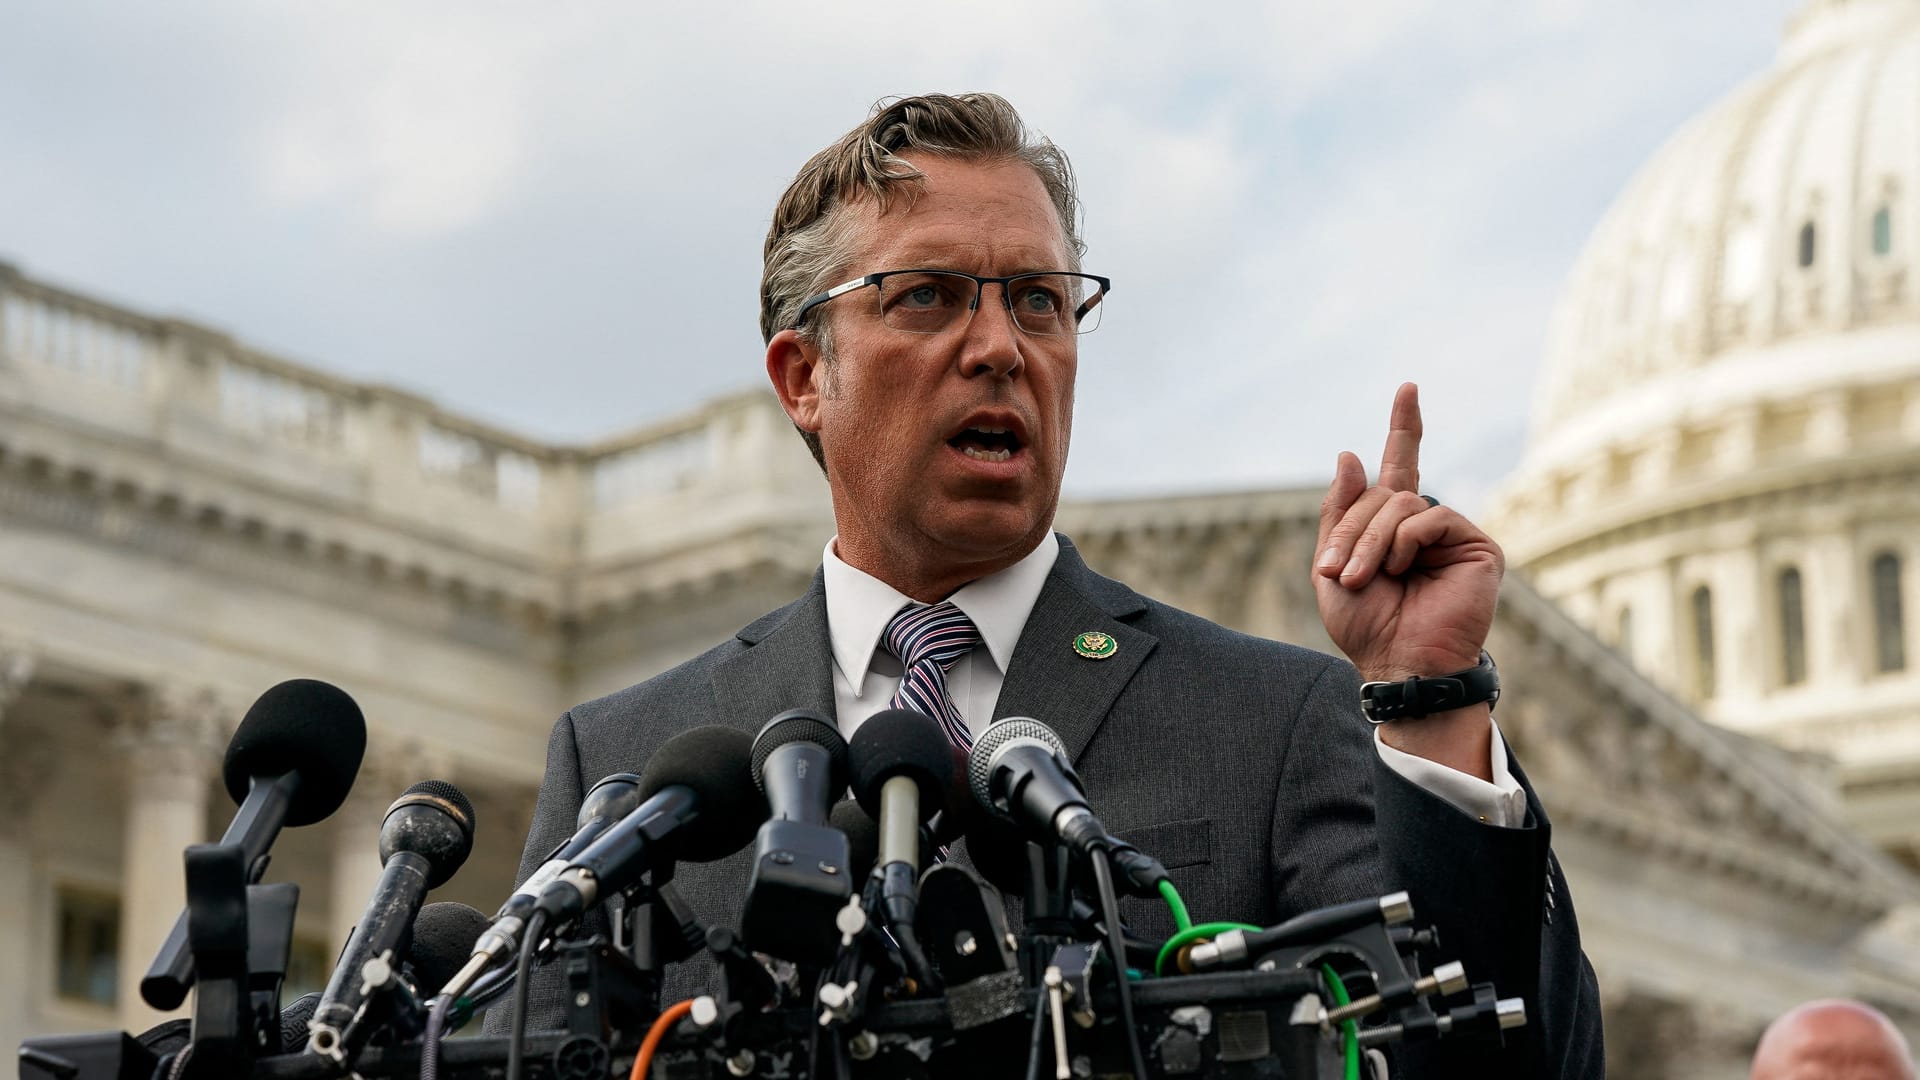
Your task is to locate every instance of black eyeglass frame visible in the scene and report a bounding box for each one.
[790,269,1112,334]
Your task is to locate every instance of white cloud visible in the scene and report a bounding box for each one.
[257,8,539,234]
[0,0,1800,513]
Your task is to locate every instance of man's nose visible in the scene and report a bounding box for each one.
[957,281,1024,378]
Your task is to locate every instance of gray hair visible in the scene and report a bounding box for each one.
[759,92,1085,470]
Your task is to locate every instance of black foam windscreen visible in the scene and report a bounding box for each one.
[848,709,954,822]
[381,780,477,888]
[407,902,490,995]
[928,743,975,846]
[222,679,367,827]
[962,816,1034,900]
[749,708,849,794]
[638,725,765,862]
[830,799,881,881]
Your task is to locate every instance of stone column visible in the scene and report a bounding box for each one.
[1634,558,1678,691]
[1807,525,1864,688]
[114,685,224,1030]
[0,644,43,1062]
[1716,546,1764,711]
[1805,390,1852,457]
[326,739,453,957]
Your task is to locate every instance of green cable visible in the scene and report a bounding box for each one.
[1149,886,1360,1078]
[1153,920,1259,976]
[1319,964,1361,1080]
[1157,879,1193,932]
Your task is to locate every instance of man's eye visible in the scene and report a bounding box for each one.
[903,285,945,307]
[1016,286,1062,313]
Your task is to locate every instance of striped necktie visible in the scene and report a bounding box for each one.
[883,601,983,751]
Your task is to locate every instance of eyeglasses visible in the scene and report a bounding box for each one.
[791,269,1111,336]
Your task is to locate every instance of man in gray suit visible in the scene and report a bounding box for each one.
[507,93,1604,1076]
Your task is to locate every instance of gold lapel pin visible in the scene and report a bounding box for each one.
[1073,631,1118,660]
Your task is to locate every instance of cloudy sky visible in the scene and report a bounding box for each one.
[0,1,1799,512]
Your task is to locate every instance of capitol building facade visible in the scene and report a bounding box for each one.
[5,2,1920,1075]
[1490,0,1920,868]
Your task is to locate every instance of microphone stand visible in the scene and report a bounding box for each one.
[17,858,301,1080]
[615,875,705,1022]
[244,882,300,1055]
[142,771,302,1011]
[179,844,253,1080]
[1016,842,1077,988]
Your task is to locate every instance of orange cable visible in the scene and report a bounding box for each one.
[629,999,695,1080]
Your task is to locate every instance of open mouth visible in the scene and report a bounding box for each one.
[946,426,1025,463]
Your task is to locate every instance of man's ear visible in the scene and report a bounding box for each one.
[766,328,824,435]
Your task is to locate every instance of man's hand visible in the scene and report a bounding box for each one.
[1313,383,1504,778]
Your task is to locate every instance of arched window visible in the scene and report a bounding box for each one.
[1778,567,1807,686]
[1692,585,1716,698]
[1874,552,1906,673]
[1798,221,1817,268]
[1872,205,1893,257]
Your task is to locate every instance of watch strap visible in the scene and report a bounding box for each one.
[1359,651,1499,724]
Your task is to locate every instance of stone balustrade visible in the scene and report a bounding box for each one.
[0,262,828,579]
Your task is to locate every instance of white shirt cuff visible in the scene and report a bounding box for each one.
[1373,719,1528,827]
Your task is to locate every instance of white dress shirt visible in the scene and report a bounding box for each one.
[821,533,1526,827]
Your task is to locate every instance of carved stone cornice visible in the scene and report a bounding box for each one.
[122,683,229,756]
[1507,449,1920,572]
[1549,785,1889,919]
[0,455,559,654]
[0,417,834,642]
[110,684,228,807]
[1495,578,1920,911]
[570,528,826,627]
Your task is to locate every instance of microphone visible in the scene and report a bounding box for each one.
[967,718,1169,896]
[533,726,763,928]
[141,679,367,1010]
[848,710,952,932]
[966,717,1104,852]
[932,743,1038,900]
[959,815,1035,902]
[442,773,644,998]
[740,709,853,965]
[830,801,881,883]
[407,902,492,996]
[754,708,847,825]
[307,781,476,1063]
[280,901,489,1051]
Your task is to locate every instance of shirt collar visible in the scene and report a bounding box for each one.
[822,532,1061,699]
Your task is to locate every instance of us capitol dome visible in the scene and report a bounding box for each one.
[1491,0,1920,864]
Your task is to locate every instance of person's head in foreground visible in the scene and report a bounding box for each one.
[1751,999,1916,1080]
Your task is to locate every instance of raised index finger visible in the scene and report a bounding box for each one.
[1378,382,1422,493]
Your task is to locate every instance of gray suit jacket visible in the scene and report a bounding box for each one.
[500,535,1603,1076]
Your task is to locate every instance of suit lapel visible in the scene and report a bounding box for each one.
[712,570,837,733]
[713,541,1155,761]
[995,537,1157,764]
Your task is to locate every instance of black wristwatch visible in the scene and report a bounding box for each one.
[1359,651,1499,724]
